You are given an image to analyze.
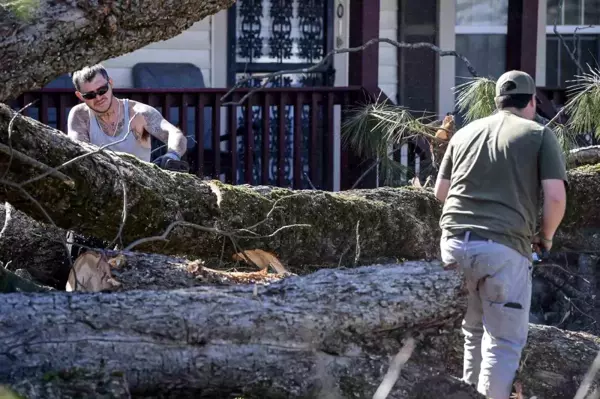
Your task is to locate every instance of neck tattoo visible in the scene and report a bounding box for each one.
[97,99,123,137]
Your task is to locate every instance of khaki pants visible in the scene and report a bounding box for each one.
[440,231,532,399]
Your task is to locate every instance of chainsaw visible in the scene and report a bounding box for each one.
[162,158,190,173]
[532,245,550,264]
[153,155,190,173]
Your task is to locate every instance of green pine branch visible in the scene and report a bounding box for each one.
[341,66,600,186]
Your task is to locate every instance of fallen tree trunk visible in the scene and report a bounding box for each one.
[2,105,600,270]
[516,325,600,399]
[567,145,600,168]
[0,0,235,102]
[0,261,467,398]
[1,261,598,398]
[0,104,443,269]
[419,321,600,399]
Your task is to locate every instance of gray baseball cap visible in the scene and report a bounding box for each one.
[495,70,536,97]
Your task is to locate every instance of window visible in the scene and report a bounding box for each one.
[455,0,600,90]
[546,0,600,88]
[455,0,509,90]
[456,0,508,26]
[545,34,600,87]
[547,0,600,26]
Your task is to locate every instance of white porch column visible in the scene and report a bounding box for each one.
[536,0,547,86]
[437,0,456,117]
[333,0,349,192]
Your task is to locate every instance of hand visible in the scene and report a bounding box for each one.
[152,151,180,169]
[532,233,552,263]
[532,232,553,252]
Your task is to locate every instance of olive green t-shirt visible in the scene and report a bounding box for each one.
[438,110,568,260]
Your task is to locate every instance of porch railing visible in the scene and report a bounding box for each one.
[11,87,370,191]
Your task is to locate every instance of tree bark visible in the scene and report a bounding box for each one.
[0,0,235,102]
[420,322,600,399]
[3,371,131,399]
[1,261,598,398]
[567,145,600,168]
[0,202,73,288]
[517,324,600,399]
[0,264,55,293]
[0,261,468,398]
[0,104,443,270]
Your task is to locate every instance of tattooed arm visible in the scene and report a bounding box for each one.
[67,104,91,143]
[135,102,187,157]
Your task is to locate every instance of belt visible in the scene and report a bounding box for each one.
[450,231,490,242]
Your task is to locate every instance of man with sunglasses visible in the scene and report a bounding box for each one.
[64,64,188,271]
[434,70,568,399]
[67,64,187,168]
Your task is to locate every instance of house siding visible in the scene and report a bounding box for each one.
[102,18,212,88]
[379,0,398,102]
[100,1,397,95]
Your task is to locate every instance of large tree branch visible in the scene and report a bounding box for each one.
[1,104,600,270]
[0,0,235,102]
[0,103,444,269]
[220,38,479,106]
[0,261,599,398]
[0,261,467,399]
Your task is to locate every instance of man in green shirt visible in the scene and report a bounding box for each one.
[434,70,568,399]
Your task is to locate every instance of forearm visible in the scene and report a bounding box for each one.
[167,130,187,157]
[540,198,566,239]
[139,104,186,158]
[68,130,90,143]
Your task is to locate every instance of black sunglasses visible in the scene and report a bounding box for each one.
[81,83,110,100]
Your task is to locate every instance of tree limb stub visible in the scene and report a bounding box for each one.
[0,0,236,102]
[568,145,600,169]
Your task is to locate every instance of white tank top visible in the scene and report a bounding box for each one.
[88,99,150,162]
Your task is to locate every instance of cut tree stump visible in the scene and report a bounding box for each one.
[0,0,235,102]
[0,104,598,272]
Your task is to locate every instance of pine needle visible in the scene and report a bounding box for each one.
[550,121,578,153]
[341,99,439,184]
[563,65,600,139]
[453,77,497,123]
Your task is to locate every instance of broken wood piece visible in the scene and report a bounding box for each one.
[65,251,121,292]
[192,262,290,285]
[62,250,289,292]
[232,248,290,274]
